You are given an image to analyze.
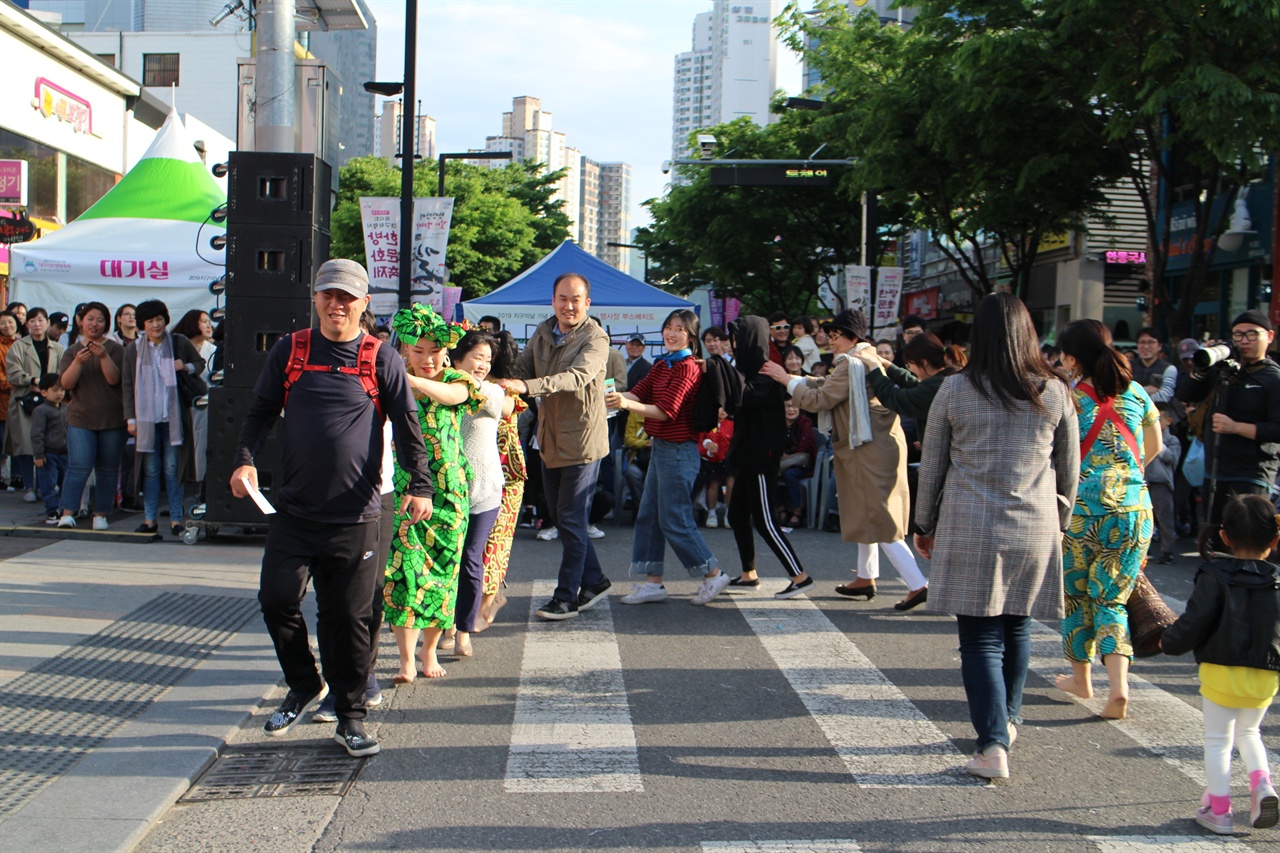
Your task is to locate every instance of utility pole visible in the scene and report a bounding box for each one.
[254,0,296,152]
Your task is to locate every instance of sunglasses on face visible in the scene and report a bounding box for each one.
[771,324,789,331]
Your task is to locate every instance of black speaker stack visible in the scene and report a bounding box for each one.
[203,152,332,527]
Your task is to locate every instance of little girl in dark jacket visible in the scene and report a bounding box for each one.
[1162,494,1280,836]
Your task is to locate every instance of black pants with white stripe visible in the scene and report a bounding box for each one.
[727,467,806,578]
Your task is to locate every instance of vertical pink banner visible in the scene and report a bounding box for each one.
[724,297,742,325]
[442,286,463,322]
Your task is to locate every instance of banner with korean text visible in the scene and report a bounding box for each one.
[874,266,904,333]
[845,265,872,317]
[360,197,455,319]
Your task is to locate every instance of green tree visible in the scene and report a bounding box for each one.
[636,111,864,317]
[1048,0,1280,337]
[329,156,572,299]
[780,0,1129,300]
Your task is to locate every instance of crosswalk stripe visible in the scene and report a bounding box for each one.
[702,842,863,852]
[1087,834,1254,851]
[729,587,974,787]
[504,580,642,793]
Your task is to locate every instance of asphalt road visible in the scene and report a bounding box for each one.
[135,522,1280,853]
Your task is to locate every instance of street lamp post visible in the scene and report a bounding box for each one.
[606,241,647,282]
[437,151,514,198]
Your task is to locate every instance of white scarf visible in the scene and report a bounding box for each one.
[837,345,874,449]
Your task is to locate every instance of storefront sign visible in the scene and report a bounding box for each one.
[32,77,96,137]
[0,160,28,206]
[904,287,939,320]
[0,215,36,245]
[1106,250,1146,264]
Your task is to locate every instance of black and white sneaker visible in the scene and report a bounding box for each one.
[334,719,380,757]
[729,576,761,588]
[535,597,579,621]
[264,684,327,735]
[576,578,612,611]
[775,577,814,600]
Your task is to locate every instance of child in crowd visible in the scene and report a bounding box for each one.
[30,373,67,524]
[1146,402,1182,563]
[1162,494,1280,835]
[697,407,734,528]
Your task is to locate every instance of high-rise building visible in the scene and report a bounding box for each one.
[598,162,632,272]
[31,0,378,164]
[375,100,435,164]
[579,157,600,255]
[671,0,779,164]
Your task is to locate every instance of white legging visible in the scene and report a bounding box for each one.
[855,540,928,590]
[1204,697,1270,796]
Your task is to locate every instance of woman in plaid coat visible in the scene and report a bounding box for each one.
[915,293,1079,781]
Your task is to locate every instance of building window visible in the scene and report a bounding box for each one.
[97,53,117,68]
[142,54,180,87]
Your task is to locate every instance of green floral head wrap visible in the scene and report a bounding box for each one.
[392,303,464,348]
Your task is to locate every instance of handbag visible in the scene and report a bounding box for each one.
[1127,568,1177,658]
[175,370,208,409]
[18,391,42,415]
[1182,437,1205,486]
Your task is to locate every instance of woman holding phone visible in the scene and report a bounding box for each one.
[56,301,125,529]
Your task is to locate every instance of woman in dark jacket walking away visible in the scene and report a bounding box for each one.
[1162,494,1280,835]
[723,315,811,598]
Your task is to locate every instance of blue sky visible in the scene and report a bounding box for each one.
[364,0,803,230]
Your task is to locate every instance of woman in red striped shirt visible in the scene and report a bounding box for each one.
[607,309,728,606]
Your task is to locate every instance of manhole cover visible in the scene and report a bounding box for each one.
[181,744,367,801]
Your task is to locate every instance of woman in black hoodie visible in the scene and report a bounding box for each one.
[725,316,812,598]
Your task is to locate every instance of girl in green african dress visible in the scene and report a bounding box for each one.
[1054,320,1163,721]
[383,305,482,682]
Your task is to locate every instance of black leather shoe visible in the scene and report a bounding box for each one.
[576,578,612,611]
[835,581,877,600]
[729,576,761,587]
[535,597,579,621]
[894,586,929,611]
[334,719,380,757]
[264,684,327,735]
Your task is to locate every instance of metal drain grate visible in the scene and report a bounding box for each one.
[181,744,366,801]
[0,592,260,817]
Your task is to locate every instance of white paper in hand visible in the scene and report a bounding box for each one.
[240,475,276,515]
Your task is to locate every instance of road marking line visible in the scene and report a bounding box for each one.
[730,588,973,787]
[504,580,642,793]
[702,842,863,853]
[1087,834,1254,851]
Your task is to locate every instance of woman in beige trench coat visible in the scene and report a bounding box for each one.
[761,309,928,608]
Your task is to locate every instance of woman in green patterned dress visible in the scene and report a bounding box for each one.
[383,305,482,682]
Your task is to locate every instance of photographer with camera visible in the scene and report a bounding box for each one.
[1178,311,1280,534]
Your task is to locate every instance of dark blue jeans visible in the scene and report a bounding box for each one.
[63,426,126,515]
[955,614,1031,753]
[454,506,500,632]
[37,452,67,513]
[141,422,184,524]
[542,458,604,604]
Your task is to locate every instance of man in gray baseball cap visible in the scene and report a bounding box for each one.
[314,258,369,298]
[231,255,432,757]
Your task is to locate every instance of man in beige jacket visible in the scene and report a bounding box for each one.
[498,273,612,620]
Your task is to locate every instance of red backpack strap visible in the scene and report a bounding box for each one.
[356,333,383,418]
[1078,383,1142,466]
[281,328,312,411]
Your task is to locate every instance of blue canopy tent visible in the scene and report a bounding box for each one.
[461,240,694,341]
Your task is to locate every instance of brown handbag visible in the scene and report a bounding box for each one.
[1127,568,1177,658]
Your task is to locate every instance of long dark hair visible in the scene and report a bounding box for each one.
[663,308,702,358]
[964,292,1060,413]
[488,330,520,381]
[171,309,208,341]
[901,332,947,370]
[1058,319,1132,400]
